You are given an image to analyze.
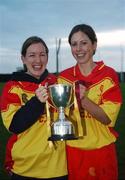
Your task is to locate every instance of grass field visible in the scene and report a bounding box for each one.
[0,82,125,179]
[115,83,125,179]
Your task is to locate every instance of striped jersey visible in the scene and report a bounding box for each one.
[1,70,67,178]
[58,61,122,149]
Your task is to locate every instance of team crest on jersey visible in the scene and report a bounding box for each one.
[22,93,28,103]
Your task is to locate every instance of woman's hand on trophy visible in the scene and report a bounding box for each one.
[35,85,48,103]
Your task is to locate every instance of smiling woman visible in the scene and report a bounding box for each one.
[21,41,48,79]
[0,36,68,179]
[58,23,122,180]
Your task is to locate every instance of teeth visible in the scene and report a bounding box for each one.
[33,65,42,70]
[34,65,41,68]
[77,54,84,57]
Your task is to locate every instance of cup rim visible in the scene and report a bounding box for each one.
[48,83,72,89]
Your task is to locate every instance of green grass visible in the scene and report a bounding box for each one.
[0,82,5,94]
[0,83,125,179]
[0,117,10,179]
[0,83,11,179]
[115,83,125,179]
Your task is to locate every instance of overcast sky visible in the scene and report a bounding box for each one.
[0,0,125,74]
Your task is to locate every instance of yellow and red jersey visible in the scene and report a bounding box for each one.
[58,61,122,149]
[1,70,67,178]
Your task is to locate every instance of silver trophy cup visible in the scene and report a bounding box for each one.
[48,84,77,141]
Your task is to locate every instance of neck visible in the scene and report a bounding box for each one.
[78,61,96,76]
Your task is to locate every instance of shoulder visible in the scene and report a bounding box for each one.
[99,61,120,84]
[103,64,119,79]
[58,66,76,84]
[48,73,57,79]
[97,61,119,79]
[60,66,74,77]
[47,73,57,84]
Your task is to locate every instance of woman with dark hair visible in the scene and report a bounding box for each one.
[58,24,122,180]
[1,36,68,180]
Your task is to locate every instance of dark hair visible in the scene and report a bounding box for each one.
[21,36,49,57]
[68,24,97,45]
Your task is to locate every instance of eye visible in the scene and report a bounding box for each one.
[29,54,35,57]
[40,53,46,57]
[40,51,48,57]
[81,41,87,45]
[79,41,88,46]
[71,42,77,47]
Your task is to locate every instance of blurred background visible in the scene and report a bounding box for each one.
[0,0,125,76]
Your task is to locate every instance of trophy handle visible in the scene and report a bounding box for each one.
[68,101,74,108]
[47,100,57,109]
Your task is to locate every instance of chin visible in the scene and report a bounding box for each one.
[32,69,45,78]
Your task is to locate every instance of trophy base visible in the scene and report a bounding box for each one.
[48,134,78,141]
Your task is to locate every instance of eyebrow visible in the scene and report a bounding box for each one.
[27,51,47,54]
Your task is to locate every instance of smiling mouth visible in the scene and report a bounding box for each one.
[32,65,43,70]
[77,53,86,57]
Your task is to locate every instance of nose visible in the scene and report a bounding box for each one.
[76,44,82,51]
[35,55,41,63]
